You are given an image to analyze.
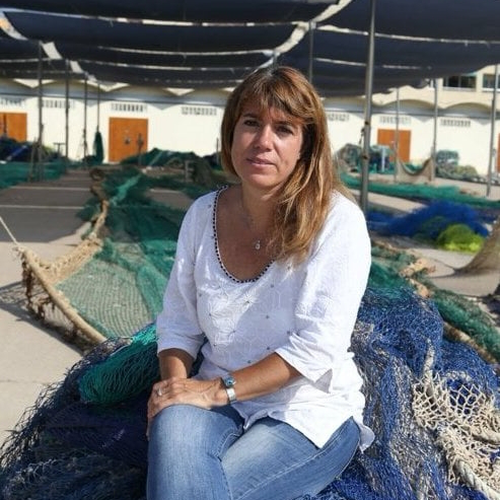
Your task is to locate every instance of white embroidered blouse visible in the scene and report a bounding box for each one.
[156,188,374,450]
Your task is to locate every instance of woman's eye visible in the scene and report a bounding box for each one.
[278,126,293,135]
[243,119,258,127]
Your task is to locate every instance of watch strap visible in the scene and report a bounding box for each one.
[225,385,237,404]
[222,375,237,404]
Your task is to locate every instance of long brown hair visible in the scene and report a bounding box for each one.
[220,66,352,263]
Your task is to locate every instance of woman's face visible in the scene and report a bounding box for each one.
[230,104,304,194]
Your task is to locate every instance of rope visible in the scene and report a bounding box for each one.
[0,199,109,345]
[22,247,107,344]
[0,215,21,248]
[454,457,500,500]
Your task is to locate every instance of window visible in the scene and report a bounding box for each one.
[0,97,24,107]
[442,74,476,90]
[326,111,349,122]
[181,106,217,116]
[482,73,499,90]
[379,115,411,125]
[42,98,72,109]
[440,118,471,128]
[111,102,147,112]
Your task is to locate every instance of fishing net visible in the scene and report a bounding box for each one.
[0,160,74,189]
[399,159,430,177]
[13,164,498,353]
[369,200,490,238]
[370,241,500,366]
[19,198,109,345]
[78,323,159,406]
[121,148,201,168]
[342,172,500,211]
[436,224,485,253]
[1,287,498,500]
[18,167,203,344]
[2,159,499,499]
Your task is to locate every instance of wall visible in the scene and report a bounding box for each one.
[0,69,498,175]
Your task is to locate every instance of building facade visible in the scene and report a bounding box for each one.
[0,65,499,175]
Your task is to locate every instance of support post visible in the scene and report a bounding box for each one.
[360,0,376,214]
[486,64,498,197]
[308,22,316,84]
[430,78,438,182]
[394,87,400,181]
[65,60,70,166]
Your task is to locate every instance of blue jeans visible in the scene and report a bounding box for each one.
[147,404,360,500]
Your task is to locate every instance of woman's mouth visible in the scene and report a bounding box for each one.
[248,157,272,166]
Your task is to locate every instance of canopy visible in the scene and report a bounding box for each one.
[0,0,500,95]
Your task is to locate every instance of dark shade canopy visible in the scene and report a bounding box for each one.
[321,0,500,41]
[286,31,500,70]
[0,0,330,23]
[54,43,271,69]
[0,58,66,72]
[0,0,499,96]
[78,62,251,88]
[0,36,39,58]
[4,11,295,52]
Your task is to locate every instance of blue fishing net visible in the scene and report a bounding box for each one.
[1,285,498,500]
[367,200,490,241]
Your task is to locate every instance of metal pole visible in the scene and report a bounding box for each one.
[83,75,88,162]
[431,78,438,182]
[37,42,43,148]
[65,60,70,164]
[97,82,101,132]
[360,0,376,214]
[394,87,400,181]
[308,22,315,84]
[31,41,44,181]
[486,64,498,197]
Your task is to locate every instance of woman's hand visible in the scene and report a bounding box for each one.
[147,377,226,435]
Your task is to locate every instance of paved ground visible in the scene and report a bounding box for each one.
[0,170,91,446]
[363,176,500,297]
[0,169,498,448]
[0,168,195,446]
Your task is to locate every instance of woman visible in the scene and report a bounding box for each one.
[147,66,373,500]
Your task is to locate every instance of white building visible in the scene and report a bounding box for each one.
[0,65,499,175]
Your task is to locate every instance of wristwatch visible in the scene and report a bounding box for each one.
[222,375,237,404]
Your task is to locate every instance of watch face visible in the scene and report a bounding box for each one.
[224,375,236,388]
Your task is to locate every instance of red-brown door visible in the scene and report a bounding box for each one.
[377,128,411,163]
[0,112,27,142]
[108,117,148,163]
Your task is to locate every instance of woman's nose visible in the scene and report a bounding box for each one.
[254,125,272,149]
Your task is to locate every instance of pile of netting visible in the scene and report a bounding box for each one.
[17,167,500,358]
[2,165,500,499]
[0,135,63,163]
[370,241,500,365]
[0,285,498,500]
[0,135,81,189]
[342,172,500,211]
[0,160,73,189]
[368,200,492,253]
[120,147,211,168]
[18,167,214,345]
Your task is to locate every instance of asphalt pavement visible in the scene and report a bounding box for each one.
[0,169,90,445]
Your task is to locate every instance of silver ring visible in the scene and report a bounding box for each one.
[156,387,163,397]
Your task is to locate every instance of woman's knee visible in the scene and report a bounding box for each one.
[151,405,207,447]
[150,404,242,456]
